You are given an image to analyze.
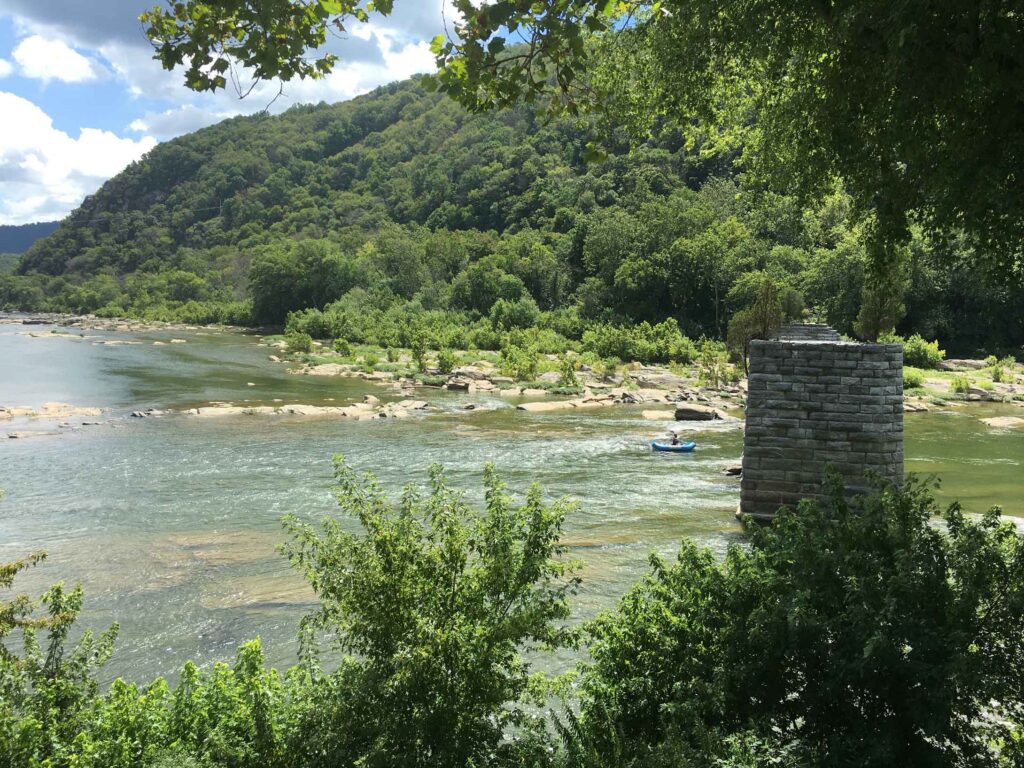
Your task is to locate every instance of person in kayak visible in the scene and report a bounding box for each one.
[669,431,680,446]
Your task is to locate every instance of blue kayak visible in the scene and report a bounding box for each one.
[651,440,696,453]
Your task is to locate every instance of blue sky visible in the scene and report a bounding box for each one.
[0,1,454,225]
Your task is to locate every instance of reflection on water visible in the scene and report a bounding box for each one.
[1,320,1022,682]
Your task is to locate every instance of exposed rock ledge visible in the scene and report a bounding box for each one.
[182,399,429,420]
[0,402,103,420]
[981,416,1024,429]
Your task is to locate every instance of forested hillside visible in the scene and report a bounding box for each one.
[3,78,1022,355]
[0,222,59,254]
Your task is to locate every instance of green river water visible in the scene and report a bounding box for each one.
[2,319,1023,682]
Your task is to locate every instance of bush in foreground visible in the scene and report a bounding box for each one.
[571,475,1024,767]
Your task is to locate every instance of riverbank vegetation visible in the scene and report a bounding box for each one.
[3,467,1024,767]
[1,78,1021,360]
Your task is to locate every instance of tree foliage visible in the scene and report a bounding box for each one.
[5,77,1022,355]
[140,1,1024,278]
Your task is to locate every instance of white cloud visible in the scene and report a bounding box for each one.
[0,92,156,224]
[128,104,238,139]
[0,58,12,78]
[0,2,459,219]
[12,35,106,83]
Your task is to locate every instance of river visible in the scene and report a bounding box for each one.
[2,319,1023,682]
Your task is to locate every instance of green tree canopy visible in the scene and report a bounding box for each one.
[141,1,1024,276]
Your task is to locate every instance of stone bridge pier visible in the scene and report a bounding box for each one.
[739,324,904,521]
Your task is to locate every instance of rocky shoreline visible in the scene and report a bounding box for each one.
[0,311,246,334]
[4,314,1023,437]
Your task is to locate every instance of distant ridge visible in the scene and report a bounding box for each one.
[0,221,60,254]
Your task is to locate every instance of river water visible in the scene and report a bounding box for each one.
[2,319,1023,682]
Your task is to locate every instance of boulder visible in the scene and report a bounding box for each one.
[516,401,573,412]
[674,404,723,421]
[358,371,394,382]
[394,400,428,410]
[305,363,351,376]
[187,406,249,417]
[278,404,329,416]
[642,409,676,420]
[452,366,491,380]
[724,464,743,477]
[445,377,475,392]
[939,359,988,371]
[521,388,547,396]
[363,394,380,405]
[569,399,606,409]
[635,372,689,390]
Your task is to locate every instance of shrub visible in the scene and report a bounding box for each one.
[332,337,353,356]
[282,458,579,767]
[385,346,399,363]
[490,295,540,331]
[286,308,335,340]
[985,354,999,367]
[580,320,695,365]
[696,341,731,389]
[286,331,314,354]
[950,374,971,394]
[597,356,622,381]
[500,343,539,381]
[574,476,1024,768]
[437,348,457,375]
[992,357,1016,383]
[559,354,580,388]
[362,352,379,368]
[410,332,428,372]
[902,367,925,389]
[901,333,946,369]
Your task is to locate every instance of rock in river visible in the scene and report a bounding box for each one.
[674,404,725,421]
[981,416,1024,429]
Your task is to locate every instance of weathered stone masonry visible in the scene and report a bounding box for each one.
[739,331,904,520]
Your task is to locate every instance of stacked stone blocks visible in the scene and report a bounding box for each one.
[740,332,903,520]
[773,323,841,342]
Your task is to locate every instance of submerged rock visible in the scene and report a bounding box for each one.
[981,416,1024,429]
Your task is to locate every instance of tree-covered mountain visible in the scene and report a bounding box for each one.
[0,222,59,255]
[3,78,1022,355]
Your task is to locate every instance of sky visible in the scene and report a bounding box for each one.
[0,1,457,225]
